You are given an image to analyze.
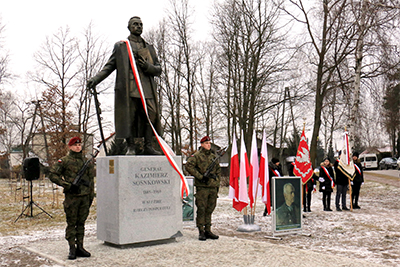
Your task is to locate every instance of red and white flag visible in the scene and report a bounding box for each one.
[293,127,313,184]
[259,130,271,215]
[237,131,250,211]
[338,130,355,179]
[249,130,259,208]
[229,134,242,211]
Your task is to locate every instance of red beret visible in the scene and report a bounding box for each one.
[68,137,82,146]
[200,136,211,143]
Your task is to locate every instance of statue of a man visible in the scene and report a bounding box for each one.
[87,16,162,155]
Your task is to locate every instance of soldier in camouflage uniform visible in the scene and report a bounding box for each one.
[49,137,94,260]
[185,136,220,241]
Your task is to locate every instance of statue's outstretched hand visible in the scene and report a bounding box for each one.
[87,78,96,89]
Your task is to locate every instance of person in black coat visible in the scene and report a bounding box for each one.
[288,161,316,212]
[319,158,335,211]
[352,152,364,209]
[334,152,350,211]
[263,158,282,216]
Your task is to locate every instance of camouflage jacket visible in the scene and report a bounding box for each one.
[49,150,94,196]
[186,147,220,188]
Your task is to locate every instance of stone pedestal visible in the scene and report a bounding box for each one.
[96,156,183,246]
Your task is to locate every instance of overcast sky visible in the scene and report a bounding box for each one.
[1,0,212,93]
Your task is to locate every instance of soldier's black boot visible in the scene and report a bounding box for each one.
[68,245,76,260]
[198,230,206,241]
[76,243,91,257]
[205,230,219,240]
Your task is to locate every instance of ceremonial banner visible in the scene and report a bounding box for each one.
[124,40,189,198]
[249,130,259,208]
[229,134,245,211]
[293,127,313,184]
[337,131,355,180]
[238,131,250,211]
[259,130,271,215]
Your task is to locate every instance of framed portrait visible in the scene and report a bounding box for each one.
[272,176,302,236]
[182,176,195,222]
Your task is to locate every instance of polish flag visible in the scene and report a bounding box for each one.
[237,131,250,211]
[229,134,240,209]
[249,130,259,208]
[229,134,246,211]
[259,130,271,215]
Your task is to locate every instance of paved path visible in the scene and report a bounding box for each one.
[364,170,400,187]
[24,229,387,267]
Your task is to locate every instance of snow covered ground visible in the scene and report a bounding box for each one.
[0,172,399,266]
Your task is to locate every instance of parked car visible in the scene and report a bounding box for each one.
[378,157,398,170]
[359,153,378,170]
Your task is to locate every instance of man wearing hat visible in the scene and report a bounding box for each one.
[49,137,95,260]
[185,136,221,241]
[352,152,364,209]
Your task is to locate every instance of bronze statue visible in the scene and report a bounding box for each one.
[87,16,162,155]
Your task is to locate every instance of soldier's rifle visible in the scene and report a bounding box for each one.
[202,146,227,183]
[70,148,100,193]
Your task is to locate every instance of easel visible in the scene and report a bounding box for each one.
[15,179,52,222]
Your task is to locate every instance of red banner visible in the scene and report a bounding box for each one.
[293,128,313,184]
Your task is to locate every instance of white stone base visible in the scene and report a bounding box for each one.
[96,156,183,245]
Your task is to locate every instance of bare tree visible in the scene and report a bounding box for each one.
[148,18,184,154]
[196,42,221,141]
[0,17,11,86]
[212,0,289,150]
[76,22,111,148]
[29,26,80,163]
[284,0,361,165]
[167,0,198,154]
[349,0,400,146]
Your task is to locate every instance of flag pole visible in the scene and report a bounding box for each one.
[300,121,306,211]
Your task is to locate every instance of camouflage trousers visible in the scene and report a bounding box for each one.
[63,194,91,246]
[195,187,218,231]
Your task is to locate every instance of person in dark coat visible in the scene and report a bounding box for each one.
[352,152,364,209]
[87,16,162,155]
[263,158,282,216]
[334,152,350,211]
[319,158,335,211]
[288,161,315,212]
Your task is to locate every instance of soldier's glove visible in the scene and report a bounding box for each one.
[350,181,353,185]
[200,175,209,184]
[207,173,217,180]
[322,186,325,190]
[318,177,325,183]
[69,183,80,194]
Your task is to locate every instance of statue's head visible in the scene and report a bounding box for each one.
[128,16,143,36]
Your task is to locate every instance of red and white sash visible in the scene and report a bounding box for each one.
[354,164,362,175]
[321,166,335,188]
[124,40,189,198]
[269,166,281,177]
